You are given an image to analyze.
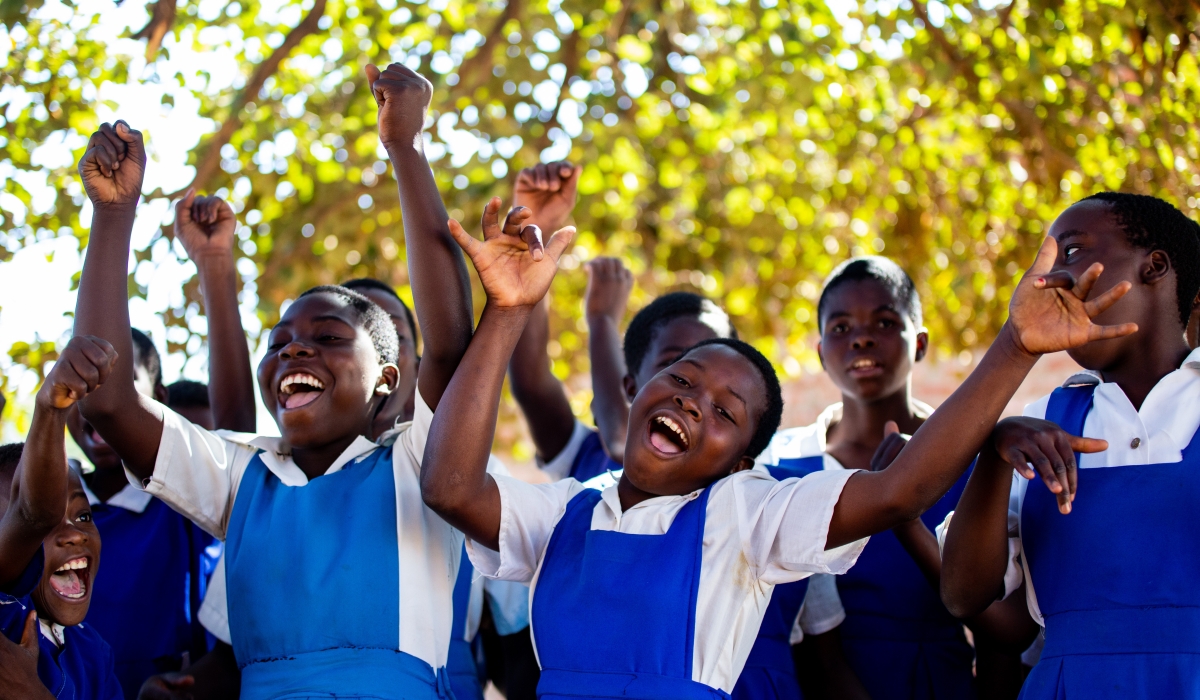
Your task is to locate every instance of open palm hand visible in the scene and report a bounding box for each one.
[448,197,575,309]
[1008,236,1138,355]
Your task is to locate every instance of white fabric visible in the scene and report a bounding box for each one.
[132,390,462,672]
[538,419,594,480]
[80,480,153,514]
[198,555,231,645]
[466,468,867,693]
[790,573,845,644]
[39,618,66,648]
[1005,347,1200,625]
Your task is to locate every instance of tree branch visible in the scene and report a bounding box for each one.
[456,0,522,93]
[131,0,177,61]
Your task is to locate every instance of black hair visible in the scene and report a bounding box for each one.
[817,256,923,331]
[341,278,419,345]
[131,329,163,389]
[0,443,23,484]
[623,292,736,376]
[167,380,210,409]
[296,285,400,365]
[678,338,783,459]
[1082,192,1200,326]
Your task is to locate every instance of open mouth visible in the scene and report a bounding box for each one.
[848,357,884,377]
[279,372,326,410]
[49,557,90,601]
[648,414,690,455]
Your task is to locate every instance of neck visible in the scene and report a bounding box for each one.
[84,466,130,503]
[291,433,363,481]
[616,474,657,511]
[829,383,927,451]
[1100,328,1190,410]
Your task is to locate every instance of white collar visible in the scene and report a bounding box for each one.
[80,480,153,514]
[597,480,703,526]
[39,618,66,648]
[215,430,380,487]
[1060,347,1200,388]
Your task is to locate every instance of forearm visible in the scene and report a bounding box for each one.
[508,297,575,461]
[422,303,527,548]
[75,208,163,476]
[829,325,1037,547]
[196,255,255,432]
[389,145,473,409]
[0,404,70,583]
[941,449,1016,618]
[893,518,941,589]
[587,313,629,463]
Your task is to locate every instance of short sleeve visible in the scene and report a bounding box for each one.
[198,555,232,645]
[134,406,257,539]
[465,475,586,583]
[539,421,592,481]
[730,469,869,585]
[793,573,845,643]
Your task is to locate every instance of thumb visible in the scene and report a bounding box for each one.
[176,188,196,223]
[544,226,577,264]
[113,120,146,163]
[883,420,900,437]
[446,218,481,257]
[1069,436,1108,454]
[365,65,382,104]
[20,611,39,657]
[563,165,582,194]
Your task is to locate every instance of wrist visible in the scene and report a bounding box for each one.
[995,322,1039,363]
[385,139,425,163]
[586,311,622,328]
[193,251,237,274]
[91,203,138,220]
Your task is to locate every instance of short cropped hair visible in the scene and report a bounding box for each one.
[296,285,400,365]
[1083,192,1200,325]
[0,443,24,483]
[623,292,736,376]
[166,380,209,409]
[131,329,163,389]
[341,278,419,345]
[818,257,923,331]
[679,338,782,459]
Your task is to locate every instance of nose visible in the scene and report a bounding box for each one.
[851,332,877,350]
[279,340,315,360]
[55,518,89,548]
[674,394,702,420]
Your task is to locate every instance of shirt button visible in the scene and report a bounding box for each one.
[1131,438,1141,449]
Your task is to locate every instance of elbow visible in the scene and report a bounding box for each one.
[419,468,464,520]
[16,501,62,538]
[940,558,996,619]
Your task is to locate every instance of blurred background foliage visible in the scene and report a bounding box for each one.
[1,0,1198,443]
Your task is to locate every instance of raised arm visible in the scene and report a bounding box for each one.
[421,199,575,549]
[174,192,255,432]
[0,336,116,585]
[825,237,1137,549]
[507,162,580,461]
[584,258,634,463]
[367,63,473,410]
[73,122,164,479]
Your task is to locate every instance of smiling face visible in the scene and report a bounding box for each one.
[818,279,926,402]
[623,344,767,497]
[258,292,394,448]
[33,471,100,627]
[1048,200,1167,371]
[355,288,419,431]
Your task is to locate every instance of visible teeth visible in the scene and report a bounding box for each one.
[851,359,876,369]
[55,557,87,572]
[655,416,689,447]
[279,373,325,394]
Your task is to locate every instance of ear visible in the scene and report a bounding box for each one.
[731,455,756,474]
[914,329,929,363]
[622,374,638,403]
[816,341,826,371]
[155,383,169,404]
[375,363,399,395]
[1142,250,1173,286]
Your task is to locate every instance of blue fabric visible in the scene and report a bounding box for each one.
[532,488,729,700]
[225,449,446,700]
[84,496,219,699]
[570,430,621,483]
[449,546,485,700]
[0,549,122,700]
[835,462,975,700]
[1019,385,1200,699]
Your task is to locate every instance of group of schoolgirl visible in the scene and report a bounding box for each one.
[2,56,1198,700]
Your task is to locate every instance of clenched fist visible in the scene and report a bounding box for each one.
[366,62,433,154]
[175,189,236,262]
[38,336,118,411]
[78,121,146,210]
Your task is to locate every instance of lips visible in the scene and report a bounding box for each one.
[648,414,690,455]
[49,557,90,601]
[278,372,326,410]
[847,357,885,377]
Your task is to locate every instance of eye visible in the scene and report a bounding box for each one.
[878,318,896,329]
[715,406,735,423]
[670,374,690,387]
[831,322,850,334]
[76,511,92,523]
[1063,244,1082,260]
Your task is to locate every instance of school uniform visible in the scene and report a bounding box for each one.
[127,391,463,700]
[996,349,1200,698]
[757,403,976,700]
[78,479,220,699]
[466,466,867,698]
[541,420,620,482]
[0,547,123,700]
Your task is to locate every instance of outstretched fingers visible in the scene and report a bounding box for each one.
[480,197,504,240]
[503,206,532,238]
[447,219,482,258]
[520,225,545,261]
[543,226,577,263]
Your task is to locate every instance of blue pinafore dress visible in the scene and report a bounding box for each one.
[531,487,729,699]
[835,462,974,700]
[1019,385,1200,699]
[224,448,454,700]
[449,547,486,700]
[729,456,825,700]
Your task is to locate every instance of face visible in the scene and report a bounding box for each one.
[356,288,419,430]
[33,471,100,627]
[1048,201,1168,370]
[623,344,766,496]
[818,279,926,402]
[625,313,730,399]
[258,293,396,448]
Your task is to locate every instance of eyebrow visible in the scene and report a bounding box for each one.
[678,358,748,409]
[1056,229,1086,244]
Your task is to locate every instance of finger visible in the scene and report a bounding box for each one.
[1029,450,1061,493]
[546,163,562,191]
[502,206,532,237]
[1053,432,1079,506]
[447,219,482,256]
[1073,262,1104,300]
[883,420,900,437]
[563,164,582,196]
[175,188,196,223]
[535,163,549,190]
[1083,279,1132,318]
[67,353,103,392]
[1066,436,1107,453]
[543,226,577,263]
[1032,270,1076,290]
[515,168,535,188]
[480,197,503,240]
[1038,434,1071,506]
[365,64,381,85]
[521,224,545,261]
[558,162,574,178]
[1027,236,1058,278]
[20,611,38,655]
[1087,321,1139,342]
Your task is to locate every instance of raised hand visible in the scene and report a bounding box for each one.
[513,161,582,233]
[1008,236,1138,355]
[585,257,634,324]
[175,189,236,262]
[991,416,1107,514]
[38,335,118,410]
[448,197,575,309]
[366,62,433,154]
[78,121,146,210]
